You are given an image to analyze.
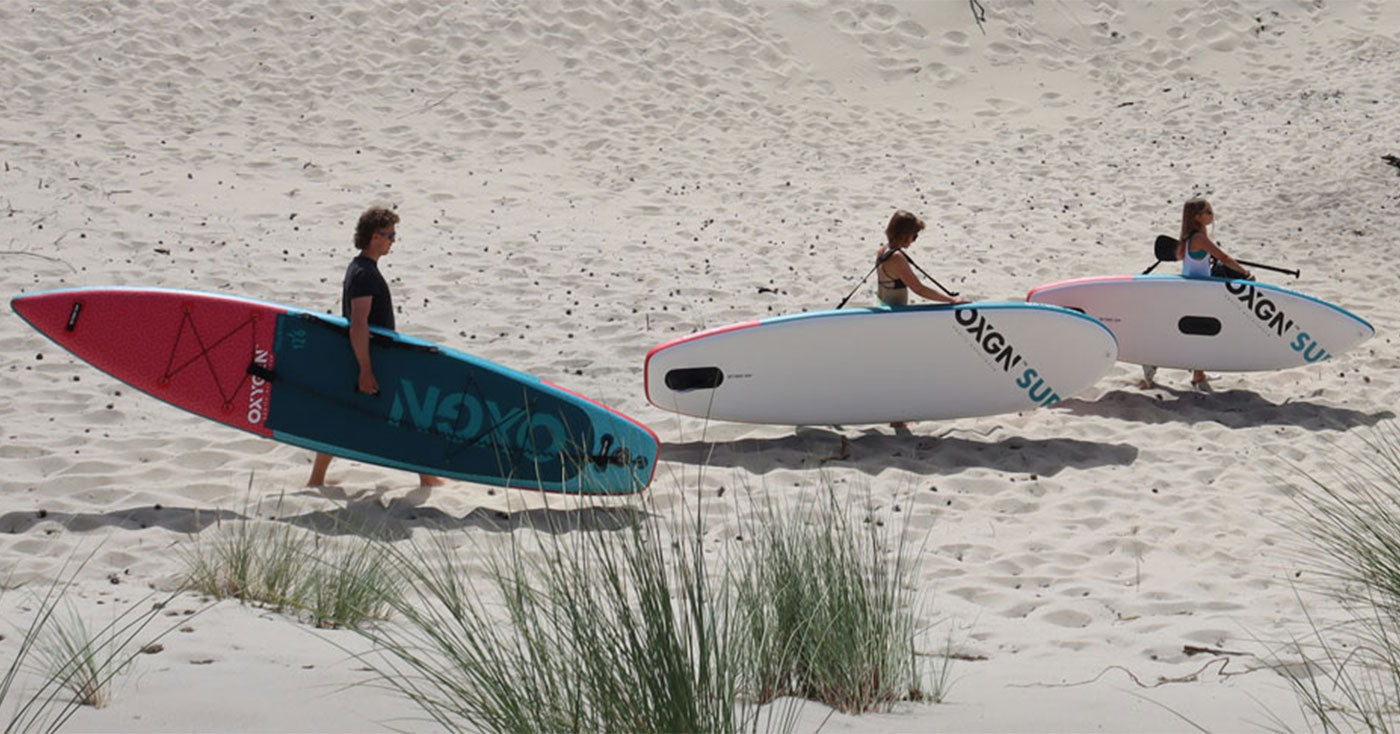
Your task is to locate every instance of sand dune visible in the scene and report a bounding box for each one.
[3,0,1399,730]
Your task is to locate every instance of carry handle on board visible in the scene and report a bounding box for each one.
[836,248,960,309]
[1141,234,1300,278]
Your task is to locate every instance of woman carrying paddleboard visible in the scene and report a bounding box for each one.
[1142,198,1254,390]
[876,210,969,307]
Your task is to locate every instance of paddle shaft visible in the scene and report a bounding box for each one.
[1237,258,1300,278]
[902,251,961,297]
[1149,234,1300,278]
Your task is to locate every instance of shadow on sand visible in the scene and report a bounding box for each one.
[0,489,645,542]
[1059,387,1395,431]
[662,425,1139,477]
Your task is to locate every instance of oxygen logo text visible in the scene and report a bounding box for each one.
[1225,281,1330,363]
[955,308,1062,407]
[247,348,271,424]
[387,379,571,462]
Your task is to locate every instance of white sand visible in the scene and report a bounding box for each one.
[3,0,1400,730]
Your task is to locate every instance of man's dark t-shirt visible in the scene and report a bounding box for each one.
[342,255,395,330]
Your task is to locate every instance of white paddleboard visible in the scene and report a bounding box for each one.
[644,303,1118,425]
[1025,275,1373,371]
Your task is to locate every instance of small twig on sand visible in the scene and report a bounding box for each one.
[1183,644,1249,657]
[403,90,460,119]
[969,0,988,34]
[1011,656,1262,690]
[0,250,78,273]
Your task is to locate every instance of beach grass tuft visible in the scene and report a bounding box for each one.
[355,503,768,733]
[183,521,402,630]
[1277,424,1400,731]
[737,481,933,713]
[185,519,310,611]
[353,476,940,731]
[31,605,119,709]
[302,536,401,630]
[3,552,183,733]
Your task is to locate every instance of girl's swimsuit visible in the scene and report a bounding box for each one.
[876,249,909,306]
[1181,232,1212,278]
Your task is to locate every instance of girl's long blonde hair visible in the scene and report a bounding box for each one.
[1180,198,1211,244]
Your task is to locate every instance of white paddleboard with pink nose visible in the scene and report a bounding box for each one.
[1025,274,1373,371]
[644,302,1117,426]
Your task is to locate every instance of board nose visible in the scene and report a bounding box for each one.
[10,291,74,335]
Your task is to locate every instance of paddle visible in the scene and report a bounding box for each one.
[835,248,960,309]
[1143,234,1300,278]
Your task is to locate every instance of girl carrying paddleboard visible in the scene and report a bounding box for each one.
[1142,198,1254,390]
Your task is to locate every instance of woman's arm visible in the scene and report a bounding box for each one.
[885,253,967,304]
[1200,234,1253,279]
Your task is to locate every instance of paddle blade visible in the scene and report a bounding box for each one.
[1154,235,1180,262]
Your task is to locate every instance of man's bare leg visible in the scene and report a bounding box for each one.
[307,452,333,487]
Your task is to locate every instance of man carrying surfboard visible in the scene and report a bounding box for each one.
[306,206,445,488]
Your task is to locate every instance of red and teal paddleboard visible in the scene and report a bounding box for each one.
[11,287,658,495]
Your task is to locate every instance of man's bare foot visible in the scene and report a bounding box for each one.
[1139,365,1158,389]
[419,474,447,487]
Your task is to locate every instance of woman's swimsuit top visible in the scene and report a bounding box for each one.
[1181,232,1212,278]
[876,248,909,306]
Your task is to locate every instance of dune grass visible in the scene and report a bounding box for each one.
[355,502,768,733]
[184,518,310,611]
[352,476,941,732]
[302,536,401,630]
[737,484,935,712]
[30,605,120,710]
[3,553,180,733]
[183,520,402,630]
[1276,425,1400,731]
